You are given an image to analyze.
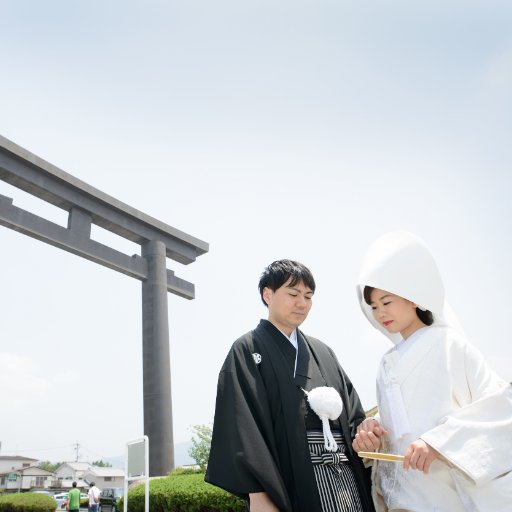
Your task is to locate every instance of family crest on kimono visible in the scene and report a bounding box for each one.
[352,230,512,512]
[206,259,376,512]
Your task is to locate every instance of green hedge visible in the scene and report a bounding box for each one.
[119,471,245,512]
[0,492,56,512]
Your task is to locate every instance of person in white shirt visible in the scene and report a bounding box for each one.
[88,482,101,512]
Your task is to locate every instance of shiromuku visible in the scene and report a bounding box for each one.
[353,230,512,512]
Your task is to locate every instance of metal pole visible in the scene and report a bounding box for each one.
[141,240,174,476]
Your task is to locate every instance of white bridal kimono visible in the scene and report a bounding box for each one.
[357,231,512,512]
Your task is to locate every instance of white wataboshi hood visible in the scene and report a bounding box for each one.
[356,230,459,344]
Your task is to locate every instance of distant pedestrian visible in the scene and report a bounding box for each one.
[88,482,101,512]
[66,481,81,512]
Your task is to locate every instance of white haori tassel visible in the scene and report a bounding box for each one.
[303,386,343,452]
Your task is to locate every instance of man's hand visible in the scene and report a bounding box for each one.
[249,492,279,511]
[352,418,387,453]
[403,439,439,474]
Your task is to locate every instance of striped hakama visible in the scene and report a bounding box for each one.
[308,429,364,512]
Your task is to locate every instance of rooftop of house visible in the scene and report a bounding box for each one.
[56,462,92,472]
[0,455,38,461]
[0,465,53,476]
[85,467,125,477]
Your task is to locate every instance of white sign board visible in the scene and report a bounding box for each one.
[124,436,149,512]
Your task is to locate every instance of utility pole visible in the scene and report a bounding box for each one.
[74,441,80,462]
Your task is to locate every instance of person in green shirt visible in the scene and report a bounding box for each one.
[66,481,81,512]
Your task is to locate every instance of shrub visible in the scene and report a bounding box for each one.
[170,467,203,476]
[0,492,56,512]
[118,472,244,512]
[188,425,212,472]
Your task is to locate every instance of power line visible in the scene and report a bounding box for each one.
[0,443,75,454]
[78,444,113,462]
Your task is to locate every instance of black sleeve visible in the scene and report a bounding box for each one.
[205,339,290,511]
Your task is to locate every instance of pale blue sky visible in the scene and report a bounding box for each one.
[1,1,511,464]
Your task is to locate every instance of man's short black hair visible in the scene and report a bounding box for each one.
[72,481,77,488]
[258,259,316,306]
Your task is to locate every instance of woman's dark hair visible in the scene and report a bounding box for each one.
[363,285,374,306]
[259,259,316,306]
[363,286,434,326]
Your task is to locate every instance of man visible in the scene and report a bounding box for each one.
[65,481,81,512]
[206,260,375,512]
[88,482,101,512]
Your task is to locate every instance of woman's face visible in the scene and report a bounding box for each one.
[369,288,426,340]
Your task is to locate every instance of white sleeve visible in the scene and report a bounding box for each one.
[421,339,512,484]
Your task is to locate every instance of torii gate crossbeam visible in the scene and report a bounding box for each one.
[0,135,209,476]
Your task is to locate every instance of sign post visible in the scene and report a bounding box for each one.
[125,436,149,512]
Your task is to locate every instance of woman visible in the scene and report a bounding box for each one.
[352,230,512,512]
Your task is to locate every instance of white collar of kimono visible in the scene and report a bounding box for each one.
[357,230,464,345]
[394,325,429,354]
[289,328,298,349]
[275,327,298,375]
[275,326,298,349]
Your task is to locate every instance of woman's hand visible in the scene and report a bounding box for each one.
[249,492,279,511]
[403,439,439,474]
[357,417,387,437]
[352,418,387,452]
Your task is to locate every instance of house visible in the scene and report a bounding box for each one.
[53,462,92,489]
[0,465,53,493]
[0,455,38,473]
[83,467,125,489]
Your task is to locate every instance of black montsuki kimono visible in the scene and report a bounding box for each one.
[205,320,375,512]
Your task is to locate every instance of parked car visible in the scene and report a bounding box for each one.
[99,487,124,512]
[53,492,69,508]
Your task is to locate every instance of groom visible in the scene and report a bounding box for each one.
[206,259,375,512]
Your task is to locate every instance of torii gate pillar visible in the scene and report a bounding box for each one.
[142,240,173,475]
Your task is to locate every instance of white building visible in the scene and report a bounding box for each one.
[83,467,125,489]
[0,455,38,473]
[0,465,53,492]
[54,462,92,489]
[0,457,125,493]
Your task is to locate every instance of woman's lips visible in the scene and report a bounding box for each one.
[383,320,393,327]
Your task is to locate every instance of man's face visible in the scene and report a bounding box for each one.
[263,278,313,336]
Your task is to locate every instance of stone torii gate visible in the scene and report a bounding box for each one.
[0,135,209,476]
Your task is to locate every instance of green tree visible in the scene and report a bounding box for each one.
[37,460,61,472]
[188,424,212,471]
[92,460,112,467]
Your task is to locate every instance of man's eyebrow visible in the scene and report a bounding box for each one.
[288,286,314,294]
